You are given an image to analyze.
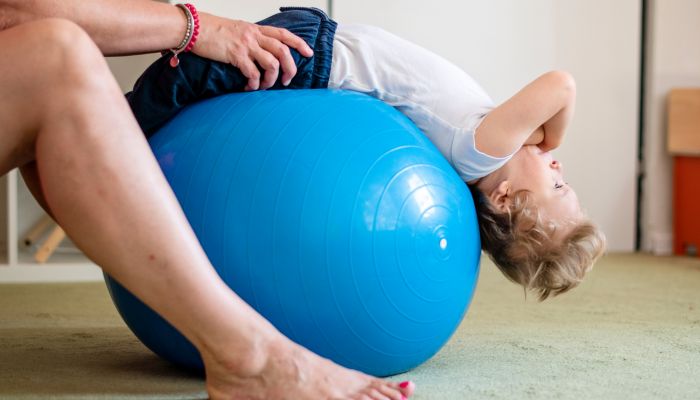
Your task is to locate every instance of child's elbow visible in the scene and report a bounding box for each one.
[547,70,577,99]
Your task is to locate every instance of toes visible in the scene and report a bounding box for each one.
[368,388,392,400]
[353,380,408,400]
[395,380,416,398]
[376,383,406,400]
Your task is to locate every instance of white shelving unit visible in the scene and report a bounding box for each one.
[0,170,102,283]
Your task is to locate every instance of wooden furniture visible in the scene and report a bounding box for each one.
[668,88,700,256]
[668,89,700,155]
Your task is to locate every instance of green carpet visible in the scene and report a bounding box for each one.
[0,253,698,399]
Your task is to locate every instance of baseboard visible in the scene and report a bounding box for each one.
[0,263,103,283]
[645,231,673,256]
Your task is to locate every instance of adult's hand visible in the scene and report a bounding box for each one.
[0,1,314,87]
[194,13,314,91]
[0,2,313,90]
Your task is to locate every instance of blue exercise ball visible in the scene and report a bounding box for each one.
[105,89,480,377]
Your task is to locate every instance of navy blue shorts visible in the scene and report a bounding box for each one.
[127,7,337,136]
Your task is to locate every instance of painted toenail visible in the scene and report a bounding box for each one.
[399,381,410,388]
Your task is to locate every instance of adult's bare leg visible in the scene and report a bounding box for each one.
[0,19,415,400]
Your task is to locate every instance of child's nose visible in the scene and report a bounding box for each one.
[551,160,562,170]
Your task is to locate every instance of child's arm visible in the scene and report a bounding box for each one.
[475,70,576,156]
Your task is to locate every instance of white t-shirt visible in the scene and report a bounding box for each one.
[328,24,513,182]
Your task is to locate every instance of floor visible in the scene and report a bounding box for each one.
[0,253,698,399]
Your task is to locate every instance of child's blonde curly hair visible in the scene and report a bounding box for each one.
[469,185,606,301]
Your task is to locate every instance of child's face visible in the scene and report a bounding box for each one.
[488,145,582,235]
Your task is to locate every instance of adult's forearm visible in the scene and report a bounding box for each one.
[0,0,185,55]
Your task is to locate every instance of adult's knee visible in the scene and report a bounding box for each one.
[27,19,109,87]
[20,20,124,138]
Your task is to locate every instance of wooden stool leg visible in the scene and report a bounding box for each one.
[23,215,53,247]
[34,224,66,264]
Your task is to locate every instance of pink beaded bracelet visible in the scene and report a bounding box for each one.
[183,3,200,52]
[168,3,200,67]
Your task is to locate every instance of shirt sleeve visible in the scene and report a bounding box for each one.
[450,116,515,182]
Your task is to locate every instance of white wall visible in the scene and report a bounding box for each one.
[106,55,159,93]
[190,0,327,23]
[335,0,641,251]
[642,0,700,254]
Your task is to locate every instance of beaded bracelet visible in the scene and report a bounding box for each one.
[168,3,200,67]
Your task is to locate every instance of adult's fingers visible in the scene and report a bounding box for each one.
[258,35,296,86]
[251,45,280,90]
[259,25,313,57]
[235,55,260,91]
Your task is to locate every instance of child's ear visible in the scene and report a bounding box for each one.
[487,181,511,212]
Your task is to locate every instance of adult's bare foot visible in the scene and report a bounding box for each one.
[201,335,416,400]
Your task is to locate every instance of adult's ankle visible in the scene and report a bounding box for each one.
[197,320,282,377]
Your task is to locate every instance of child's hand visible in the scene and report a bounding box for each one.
[525,126,563,153]
[537,128,565,152]
[524,126,545,146]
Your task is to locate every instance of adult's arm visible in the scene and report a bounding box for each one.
[0,0,313,89]
[128,8,333,136]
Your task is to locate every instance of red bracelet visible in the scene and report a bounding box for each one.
[183,3,200,52]
[168,3,200,67]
